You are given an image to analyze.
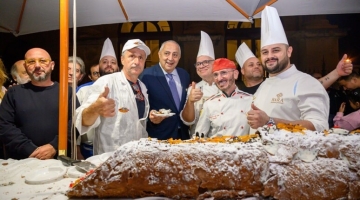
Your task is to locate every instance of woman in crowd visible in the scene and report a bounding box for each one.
[334,88,360,131]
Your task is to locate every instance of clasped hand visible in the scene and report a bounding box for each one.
[29,144,56,160]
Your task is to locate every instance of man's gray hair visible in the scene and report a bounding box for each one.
[159,40,181,56]
[68,56,86,75]
[10,63,18,77]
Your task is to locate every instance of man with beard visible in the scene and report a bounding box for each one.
[235,43,352,95]
[10,60,30,85]
[180,31,220,137]
[195,58,252,137]
[0,48,77,159]
[76,38,118,99]
[75,39,150,155]
[235,42,264,95]
[140,40,190,140]
[99,38,119,76]
[247,6,329,132]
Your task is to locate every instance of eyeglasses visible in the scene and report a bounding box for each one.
[132,83,144,101]
[213,70,235,78]
[92,71,100,76]
[194,60,214,68]
[25,58,51,67]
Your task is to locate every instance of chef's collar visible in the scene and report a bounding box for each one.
[222,89,236,98]
[270,64,296,79]
[204,80,214,86]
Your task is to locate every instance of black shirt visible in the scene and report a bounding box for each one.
[236,79,263,95]
[128,80,146,119]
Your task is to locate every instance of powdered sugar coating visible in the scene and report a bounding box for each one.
[68,127,360,199]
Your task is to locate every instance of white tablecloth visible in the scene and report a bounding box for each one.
[0,158,77,200]
[0,154,174,200]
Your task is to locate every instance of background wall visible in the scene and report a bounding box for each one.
[0,14,359,86]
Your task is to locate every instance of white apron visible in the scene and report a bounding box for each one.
[75,71,149,155]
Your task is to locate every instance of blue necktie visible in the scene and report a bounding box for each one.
[166,73,180,110]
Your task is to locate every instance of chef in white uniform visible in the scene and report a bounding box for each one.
[75,39,150,155]
[247,6,329,132]
[195,58,252,137]
[75,39,118,158]
[235,42,264,95]
[180,31,220,137]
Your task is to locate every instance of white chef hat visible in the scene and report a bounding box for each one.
[235,42,256,68]
[261,6,288,48]
[122,39,151,58]
[197,31,215,59]
[100,38,116,61]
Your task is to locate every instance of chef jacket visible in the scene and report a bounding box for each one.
[75,71,149,155]
[195,88,252,137]
[251,65,329,132]
[180,80,220,137]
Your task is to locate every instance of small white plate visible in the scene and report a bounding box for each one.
[85,155,102,167]
[329,128,349,135]
[153,112,175,117]
[67,166,85,178]
[25,166,66,184]
[99,152,114,162]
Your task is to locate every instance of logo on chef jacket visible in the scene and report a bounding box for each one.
[271,93,283,104]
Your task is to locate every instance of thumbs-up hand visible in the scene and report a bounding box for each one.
[246,103,269,129]
[188,82,203,103]
[336,54,353,77]
[95,86,116,117]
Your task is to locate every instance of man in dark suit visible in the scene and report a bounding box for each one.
[140,40,190,140]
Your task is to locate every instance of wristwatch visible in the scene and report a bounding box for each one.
[267,117,276,125]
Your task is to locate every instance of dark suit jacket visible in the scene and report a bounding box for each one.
[140,64,190,140]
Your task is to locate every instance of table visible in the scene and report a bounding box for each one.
[0,158,76,200]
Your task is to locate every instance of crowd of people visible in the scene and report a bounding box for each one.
[0,6,358,160]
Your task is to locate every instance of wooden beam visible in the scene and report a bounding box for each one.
[253,0,277,16]
[226,0,250,20]
[118,0,129,21]
[58,0,69,156]
[16,0,27,34]
[0,25,11,32]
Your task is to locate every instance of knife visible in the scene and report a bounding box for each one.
[58,155,81,166]
[73,161,97,172]
[58,155,97,172]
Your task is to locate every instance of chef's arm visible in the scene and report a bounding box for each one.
[270,117,316,131]
[181,100,196,123]
[81,103,101,126]
[248,104,316,131]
